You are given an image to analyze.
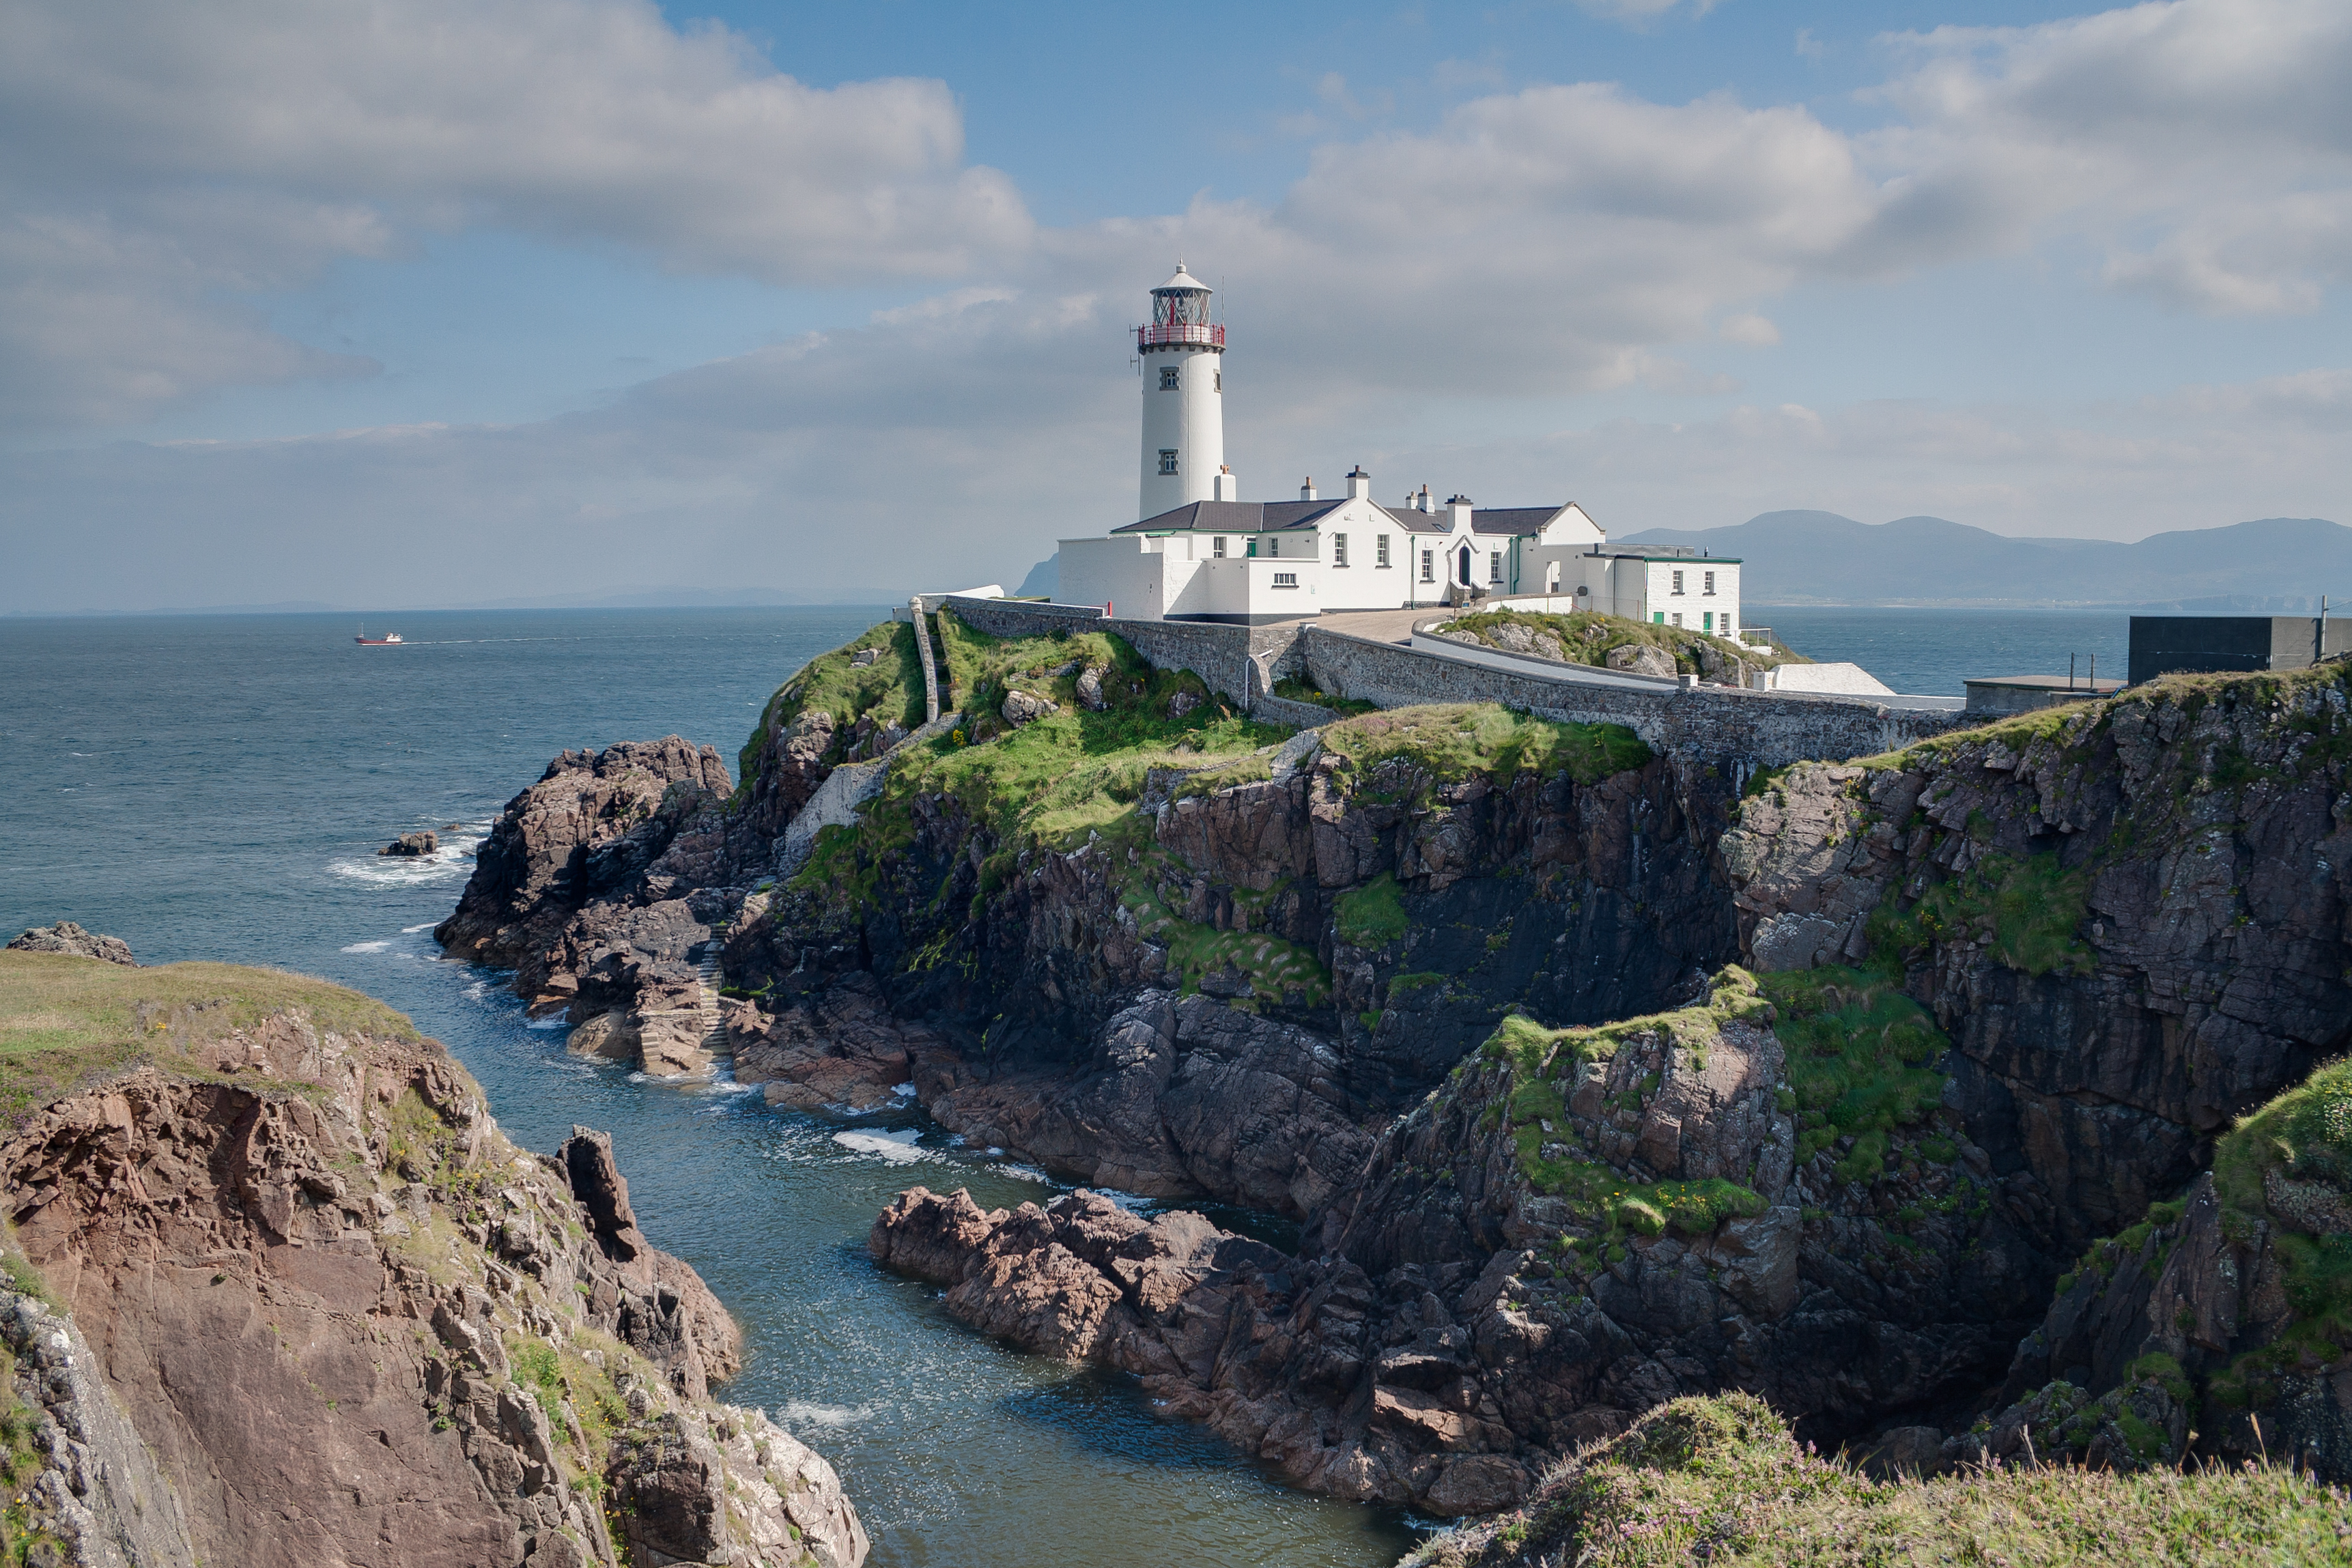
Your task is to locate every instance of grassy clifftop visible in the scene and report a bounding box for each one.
[1408,1393,2347,1567]
[0,952,420,1119]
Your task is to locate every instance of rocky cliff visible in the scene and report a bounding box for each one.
[443,614,1735,1218]
[868,965,2045,1514]
[444,614,2352,1524]
[0,947,866,1568]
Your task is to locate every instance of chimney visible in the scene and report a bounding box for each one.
[1448,494,1473,530]
[1299,476,1318,501]
[1213,465,1238,502]
[1346,466,1371,500]
[1417,484,1433,513]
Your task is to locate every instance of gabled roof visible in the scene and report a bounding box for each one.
[1375,505,1454,534]
[1114,498,1348,534]
[1471,507,1572,537]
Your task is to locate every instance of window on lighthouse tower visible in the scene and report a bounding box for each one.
[1159,450,1178,475]
[1160,366,1179,390]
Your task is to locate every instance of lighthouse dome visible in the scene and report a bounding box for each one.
[1154,265,1210,294]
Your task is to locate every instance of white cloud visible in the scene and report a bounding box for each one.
[1572,0,1722,24]
[1869,0,2352,313]
[0,0,1030,428]
[1716,313,1781,346]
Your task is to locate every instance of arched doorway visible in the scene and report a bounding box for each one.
[1457,544,1473,586]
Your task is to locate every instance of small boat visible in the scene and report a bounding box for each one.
[355,623,403,646]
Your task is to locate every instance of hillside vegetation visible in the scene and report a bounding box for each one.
[1407,1394,2349,1567]
[0,952,420,1119]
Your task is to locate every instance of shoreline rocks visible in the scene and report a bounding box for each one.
[8,920,135,965]
[378,829,440,857]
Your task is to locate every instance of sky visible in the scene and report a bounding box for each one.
[4,0,2350,611]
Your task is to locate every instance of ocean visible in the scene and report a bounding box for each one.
[0,601,2130,1565]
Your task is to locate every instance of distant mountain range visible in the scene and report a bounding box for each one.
[1620,513,2352,610]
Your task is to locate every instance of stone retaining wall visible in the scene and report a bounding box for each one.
[1301,627,1969,767]
[929,597,1974,767]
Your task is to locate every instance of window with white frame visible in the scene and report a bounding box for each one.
[1671,569,1685,595]
[1266,537,1281,558]
[1488,551,1503,584]
[1420,549,1434,582]
[1672,612,1683,627]
[1272,572,1298,587]
[1213,370,1221,393]
[1377,534,1391,567]
[1212,536,1225,558]
[1159,366,1179,390]
[1333,532,1348,567]
[1158,449,1178,475]
[1703,570,1716,595]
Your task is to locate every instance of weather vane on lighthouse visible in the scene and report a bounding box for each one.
[1135,262,1228,521]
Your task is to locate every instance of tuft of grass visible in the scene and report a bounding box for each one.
[1334,873,1408,949]
[1869,851,2095,978]
[1443,607,1806,673]
[741,620,927,780]
[1755,965,1949,1180]
[1405,1392,2352,1567]
[1319,703,1652,789]
[2213,1056,2352,1340]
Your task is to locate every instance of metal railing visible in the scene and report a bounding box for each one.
[1137,322,1225,350]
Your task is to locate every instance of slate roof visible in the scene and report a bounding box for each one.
[1115,499,1349,534]
[1117,498,1585,537]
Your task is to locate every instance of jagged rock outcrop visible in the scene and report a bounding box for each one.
[1721,670,2352,1251]
[0,982,866,1568]
[434,738,733,997]
[7,923,134,966]
[870,971,2046,1514]
[0,1289,197,1568]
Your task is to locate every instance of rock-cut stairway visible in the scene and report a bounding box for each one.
[694,947,727,1057]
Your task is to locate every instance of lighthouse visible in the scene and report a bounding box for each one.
[1135,263,1227,520]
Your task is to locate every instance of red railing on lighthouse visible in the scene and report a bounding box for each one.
[1136,322,1225,350]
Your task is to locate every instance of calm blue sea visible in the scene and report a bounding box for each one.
[1751,605,2129,696]
[0,602,2124,1565]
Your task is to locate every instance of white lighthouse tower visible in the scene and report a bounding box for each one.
[1135,263,1228,520]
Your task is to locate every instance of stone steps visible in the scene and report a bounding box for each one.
[694,948,727,1055]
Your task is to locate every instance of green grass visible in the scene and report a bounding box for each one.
[741,619,927,780]
[1271,675,1376,716]
[1445,607,1806,673]
[1869,850,2095,978]
[1406,1393,2352,1567]
[0,952,422,1122]
[1319,703,1652,790]
[1334,873,1408,948]
[1475,971,1777,1234]
[1754,966,1950,1181]
[2213,1056,2352,1348]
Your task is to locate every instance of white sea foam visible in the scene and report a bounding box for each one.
[776,1400,879,1429]
[339,939,394,954]
[1091,1188,1154,1214]
[994,1163,1050,1184]
[832,1128,930,1165]
[524,1016,567,1031]
[891,1081,919,1100]
[327,827,484,888]
[401,922,439,934]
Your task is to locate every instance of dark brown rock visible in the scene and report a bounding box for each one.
[378,830,440,857]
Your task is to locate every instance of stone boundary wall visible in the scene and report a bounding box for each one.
[1303,627,1970,767]
[926,597,1974,765]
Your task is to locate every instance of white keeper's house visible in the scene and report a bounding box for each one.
[1054,266,1745,636]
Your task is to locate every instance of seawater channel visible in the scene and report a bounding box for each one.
[0,608,1421,1568]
